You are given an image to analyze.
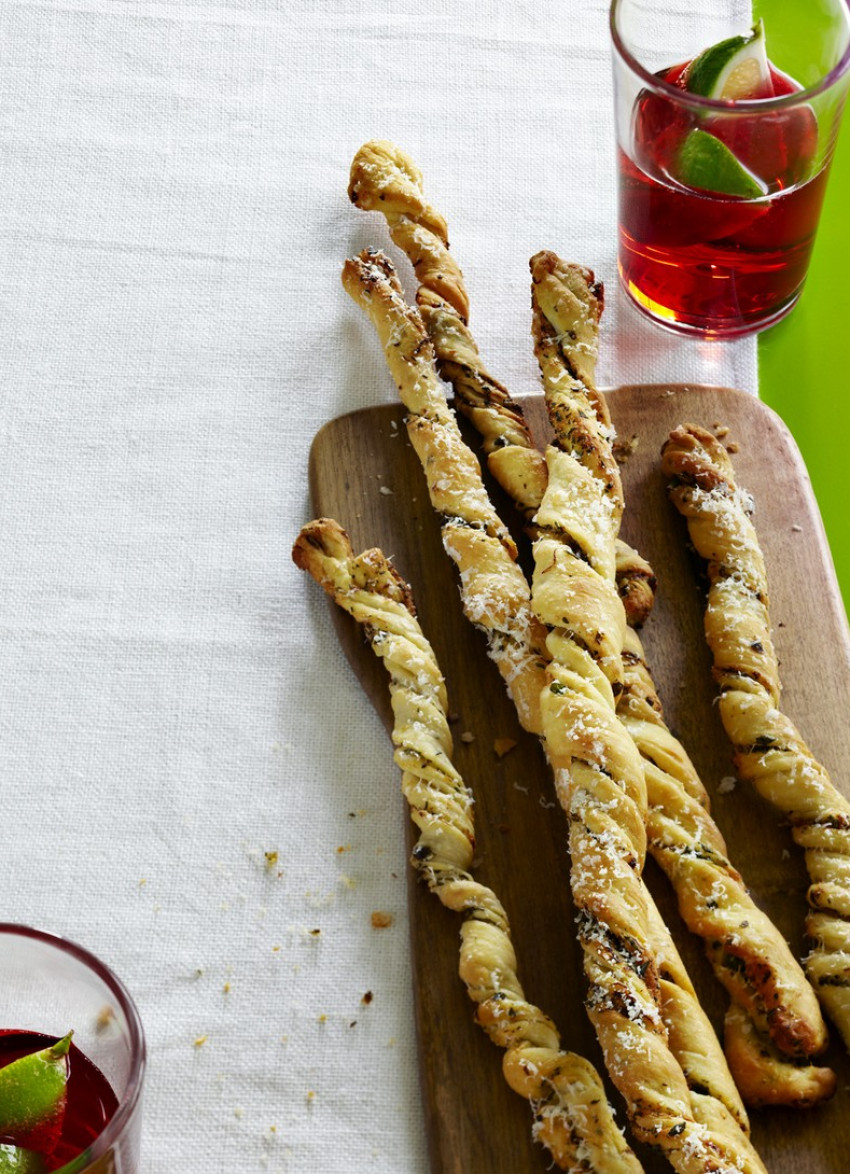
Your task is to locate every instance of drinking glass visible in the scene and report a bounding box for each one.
[0,924,145,1174]
[611,0,850,337]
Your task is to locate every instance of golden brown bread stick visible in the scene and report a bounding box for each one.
[529,255,768,1172]
[293,517,644,1173]
[662,422,850,1053]
[341,248,548,737]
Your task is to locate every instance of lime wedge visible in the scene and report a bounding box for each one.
[0,1032,72,1141]
[674,129,768,198]
[686,20,771,100]
[0,1145,47,1174]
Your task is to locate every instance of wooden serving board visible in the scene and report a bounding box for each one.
[309,384,850,1174]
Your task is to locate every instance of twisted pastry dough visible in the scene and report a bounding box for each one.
[293,517,643,1174]
[529,254,767,1174]
[662,423,850,1054]
[341,248,548,736]
[348,139,654,627]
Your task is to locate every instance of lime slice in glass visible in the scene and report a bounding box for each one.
[0,1145,47,1174]
[674,128,769,197]
[686,20,772,100]
[0,1033,72,1142]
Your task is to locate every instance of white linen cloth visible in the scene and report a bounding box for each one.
[0,1,755,1171]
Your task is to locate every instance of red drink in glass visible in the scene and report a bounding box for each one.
[617,63,830,335]
[610,0,850,338]
[1,1030,119,1172]
[0,926,145,1174]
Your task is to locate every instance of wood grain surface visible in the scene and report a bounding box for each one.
[308,384,850,1174]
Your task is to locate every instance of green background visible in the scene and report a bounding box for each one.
[756,0,850,617]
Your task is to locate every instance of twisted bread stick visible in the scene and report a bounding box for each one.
[341,248,548,736]
[529,255,768,1174]
[293,517,643,1173]
[662,423,850,1053]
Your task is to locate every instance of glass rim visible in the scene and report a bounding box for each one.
[0,922,146,1171]
[609,0,850,113]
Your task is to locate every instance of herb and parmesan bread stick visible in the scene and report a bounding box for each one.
[662,423,850,1056]
[528,254,768,1174]
[340,248,548,737]
[293,517,644,1174]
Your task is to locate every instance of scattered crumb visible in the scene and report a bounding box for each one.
[613,434,639,462]
[306,1091,316,1104]
[138,878,147,888]
[460,731,475,744]
[234,1106,244,1119]
[513,781,529,794]
[264,851,280,873]
[726,442,739,453]
[371,911,393,929]
[791,523,802,533]
[194,1035,208,1048]
[361,990,374,1005]
[379,485,393,496]
[95,1006,115,1033]
[781,848,791,860]
[718,776,737,794]
[493,737,517,758]
[223,983,231,994]
[317,1014,327,1024]
[714,424,730,438]
[309,928,321,936]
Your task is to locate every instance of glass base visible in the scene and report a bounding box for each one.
[619,265,803,339]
